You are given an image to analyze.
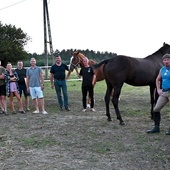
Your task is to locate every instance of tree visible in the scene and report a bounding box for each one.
[0,22,30,66]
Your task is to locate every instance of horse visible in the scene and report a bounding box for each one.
[101,42,170,125]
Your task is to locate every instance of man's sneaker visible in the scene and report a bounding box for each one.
[26,108,30,111]
[42,110,48,114]
[82,109,87,112]
[33,110,39,114]
[91,108,96,112]
[4,111,9,115]
[86,104,91,108]
[65,108,70,111]
[19,110,25,114]
[0,110,4,114]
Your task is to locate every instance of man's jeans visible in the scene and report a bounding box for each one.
[54,79,69,109]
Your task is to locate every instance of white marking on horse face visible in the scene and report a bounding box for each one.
[69,56,74,69]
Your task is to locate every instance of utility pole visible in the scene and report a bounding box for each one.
[43,0,54,79]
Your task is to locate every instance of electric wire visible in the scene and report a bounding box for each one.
[0,0,27,11]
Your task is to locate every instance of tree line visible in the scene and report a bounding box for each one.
[26,49,117,67]
[0,22,117,67]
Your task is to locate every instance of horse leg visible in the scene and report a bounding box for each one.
[150,86,157,120]
[87,95,91,108]
[104,83,112,121]
[111,87,125,125]
[75,67,80,78]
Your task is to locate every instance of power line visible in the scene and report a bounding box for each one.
[0,0,26,11]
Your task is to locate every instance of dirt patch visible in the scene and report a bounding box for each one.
[0,86,170,170]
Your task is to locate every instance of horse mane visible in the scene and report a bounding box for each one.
[147,43,170,58]
[77,52,87,60]
[76,52,96,66]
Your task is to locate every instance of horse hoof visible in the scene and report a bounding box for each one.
[120,122,125,125]
[107,118,112,121]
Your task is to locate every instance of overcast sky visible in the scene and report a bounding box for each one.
[0,0,170,58]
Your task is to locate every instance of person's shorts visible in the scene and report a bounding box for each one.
[10,82,18,92]
[0,85,6,96]
[29,86,44,99]
[18,84,29,97]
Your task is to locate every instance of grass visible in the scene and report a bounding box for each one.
[1,72,170,169]
[19,136,60,148]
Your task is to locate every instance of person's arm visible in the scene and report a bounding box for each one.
[40,72,44,90]
[92,74,96,86]
[50,73,54,89]
[0,67,5,79]
[26,76,30,92]
[0,74,4,79]
[78,69,82,79]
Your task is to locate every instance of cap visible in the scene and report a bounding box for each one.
[162,53,170,60]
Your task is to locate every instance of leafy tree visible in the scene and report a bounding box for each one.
[0,22,30,66]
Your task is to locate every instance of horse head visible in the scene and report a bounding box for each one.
[162,42,170,54]
[69,52,89,71]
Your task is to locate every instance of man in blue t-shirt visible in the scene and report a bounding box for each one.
[26,58,48,114]
[50,53,70,111]
[147,53,170,135]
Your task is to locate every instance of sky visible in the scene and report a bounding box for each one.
[0,0,170,58]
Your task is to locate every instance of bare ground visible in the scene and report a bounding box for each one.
[0,86,170,170]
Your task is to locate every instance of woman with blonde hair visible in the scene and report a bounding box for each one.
[5,62,25,114]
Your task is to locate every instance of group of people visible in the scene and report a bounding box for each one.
[0,52,96,115]
[0,58,48,115]
[1,51,170,135]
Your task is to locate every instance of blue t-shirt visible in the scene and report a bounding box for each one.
[26,66,42,87]
[161,66,170,89]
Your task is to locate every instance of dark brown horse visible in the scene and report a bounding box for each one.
[101,43,170,125]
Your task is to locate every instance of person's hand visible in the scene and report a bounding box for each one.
[27,88,30,93]
[41,84,44,90]
[157,89,163,95]
[11,77,17,81]
[51,84,54,89]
